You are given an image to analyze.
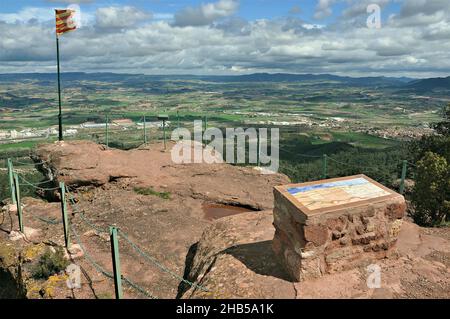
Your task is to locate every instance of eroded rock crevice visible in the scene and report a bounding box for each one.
[0,267,26,299]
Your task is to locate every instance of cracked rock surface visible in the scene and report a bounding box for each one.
[0,140,289,299]
[182,214,450,299]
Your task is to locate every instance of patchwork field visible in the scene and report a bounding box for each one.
[0,73,446,200]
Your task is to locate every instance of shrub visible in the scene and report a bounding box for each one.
[411,152,450,226]
[31,247,70,279]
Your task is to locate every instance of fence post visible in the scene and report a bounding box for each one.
[201,117,205,146]
[177,111,180,129]
[322,154,328,179]
[162,119,167,150]
[143,115,147,144]
[13,173,23,233]
[399,160,407,195]
[257,129,260,167]
[110,226,123,299]
[59,182,70,248]
[7,159,16,204]
[105,114,109,148]
[204,116,208,132]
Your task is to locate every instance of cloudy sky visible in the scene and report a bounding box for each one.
[0,0,449,78]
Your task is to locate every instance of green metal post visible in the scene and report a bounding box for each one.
[59,182,70,248]
[204,116,208,132]
[257,130,260,167]
[110,226,123,299]
[201,116,207,146]
[399,160,407,195]
[105,114,109,148]
[322,154,328,179]
[7,159,16,204]
[163,120,166,150]
[143,115,147,144]
[13,173,23,233]
[177,111,180,129]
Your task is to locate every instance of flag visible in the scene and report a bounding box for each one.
[55,8,77,141]
[55,9,77,36]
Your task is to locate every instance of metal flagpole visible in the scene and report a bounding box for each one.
[56,34,63,141]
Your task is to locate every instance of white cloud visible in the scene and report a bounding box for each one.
[0,7,54,24]
[173,0,239,27]
[0,2,450,78]
[421,20,450,40]
[389,0,450,27]
[342,0,391,19]
[399,0,450,18]
[96,6,151,28]
[314,0,337,19]
[302,23,325,30]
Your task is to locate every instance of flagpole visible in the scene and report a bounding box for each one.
[56,34,63,141]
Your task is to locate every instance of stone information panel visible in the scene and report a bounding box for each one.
[272,175,406,281]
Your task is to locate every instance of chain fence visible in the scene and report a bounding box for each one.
[1,121,418,298]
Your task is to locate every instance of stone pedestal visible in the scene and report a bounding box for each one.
[272,175,405,282]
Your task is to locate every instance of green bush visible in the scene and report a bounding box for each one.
[411,152,450,226]
[31,247,70,279]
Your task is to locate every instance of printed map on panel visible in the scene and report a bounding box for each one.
[287,177,390,211]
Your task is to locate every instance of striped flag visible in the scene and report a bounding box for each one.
[55,9,77,36]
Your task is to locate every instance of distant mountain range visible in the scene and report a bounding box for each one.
[197,73,415,86]
[0,72,448,92]
[404,76,450,93]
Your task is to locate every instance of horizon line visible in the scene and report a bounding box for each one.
[1,71,447,80]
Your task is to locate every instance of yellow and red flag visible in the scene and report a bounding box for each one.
[55,9,77,36]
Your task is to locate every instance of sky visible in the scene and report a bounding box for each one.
[0,0,449,77]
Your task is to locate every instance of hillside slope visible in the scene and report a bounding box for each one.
[405,76,450,93]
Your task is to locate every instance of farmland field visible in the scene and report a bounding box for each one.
[0,72,447,200]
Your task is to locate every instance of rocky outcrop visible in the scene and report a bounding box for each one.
[1,140,290,299]
[32,140,141,187]
[181,211,296,299]
[32,140,289,210]
[0,241,26,298]
[183,211,450,299]
[0,201,90,299]
[0,233,76,299]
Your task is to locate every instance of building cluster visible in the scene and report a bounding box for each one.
[0,119,171,142]
[362,127,435,140]
[0,128,77,140]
